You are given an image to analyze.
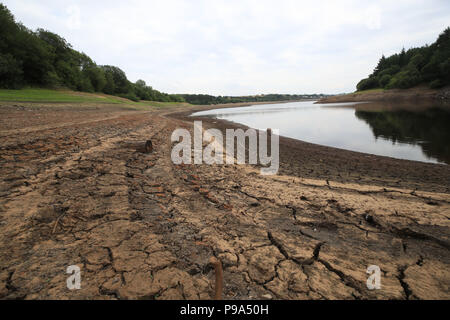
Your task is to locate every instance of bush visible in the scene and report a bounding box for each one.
[356,77,379,91]
[83,67,106,92]
[0,53,23,89]
[386,69,421,89]
[43,71,61,88]
[429,79,444,89]
[118,92,139,102]
[77,77,95,93]
[378,65,400,77]
[439,58,450,83]
[408,54,424,68]
[379,74,392,88]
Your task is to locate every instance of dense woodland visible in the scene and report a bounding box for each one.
[357,28,450,91]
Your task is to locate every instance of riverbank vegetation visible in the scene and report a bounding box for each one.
[357,27,450,91]
[0,88,126,104]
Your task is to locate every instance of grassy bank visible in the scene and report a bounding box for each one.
[0,89,127,104]
[0,88,190,110]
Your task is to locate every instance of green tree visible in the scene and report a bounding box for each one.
[357,77,378,91]
[83,66,106,92]
[379,74,391,88]
[0,54,23,88]
[356,27,450,90]
[101,66,130,94]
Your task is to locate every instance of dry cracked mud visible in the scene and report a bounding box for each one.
[0,103,449,300]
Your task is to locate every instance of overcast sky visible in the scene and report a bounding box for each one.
[3,0,450,95]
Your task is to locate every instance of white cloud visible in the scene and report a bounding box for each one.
[364,5,382,30]
[66,5,81,30]
[2,0,450,94]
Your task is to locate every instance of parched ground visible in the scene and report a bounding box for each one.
[0,103,449,300]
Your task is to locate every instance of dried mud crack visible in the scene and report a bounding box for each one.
[0,103,449,300]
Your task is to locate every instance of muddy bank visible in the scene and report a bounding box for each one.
[171,107,450,194]
[318,86,450,103]
[0,103,449,300]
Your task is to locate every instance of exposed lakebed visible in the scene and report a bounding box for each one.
[192,101,450,165]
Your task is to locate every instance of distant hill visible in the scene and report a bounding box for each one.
[357,28,450,91]
[180,93,329,105]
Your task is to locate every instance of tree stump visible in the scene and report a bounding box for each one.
[124,140,154,154]
[143,140,153,153]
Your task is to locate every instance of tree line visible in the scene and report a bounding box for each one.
[0,4,184,102]
[357,27,450,91]
[0,3,329,104]
[180,93,327,105]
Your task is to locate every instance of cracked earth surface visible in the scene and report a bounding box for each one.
[0,103,449,300]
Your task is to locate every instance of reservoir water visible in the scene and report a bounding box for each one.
[192,101,450,165]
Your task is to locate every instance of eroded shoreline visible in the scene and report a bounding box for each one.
[171,103,450,193]
[0,103,448,300]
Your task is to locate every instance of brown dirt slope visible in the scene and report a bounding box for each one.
[318,86,450,103]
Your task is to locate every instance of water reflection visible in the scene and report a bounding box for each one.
[355,107,450,164]
[192,101,450,165]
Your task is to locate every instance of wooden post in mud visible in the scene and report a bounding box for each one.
[144,140,153,153]
[209,257,223,300]
[132,140,153,153]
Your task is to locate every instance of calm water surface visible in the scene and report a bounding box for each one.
[192,101,450,165]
